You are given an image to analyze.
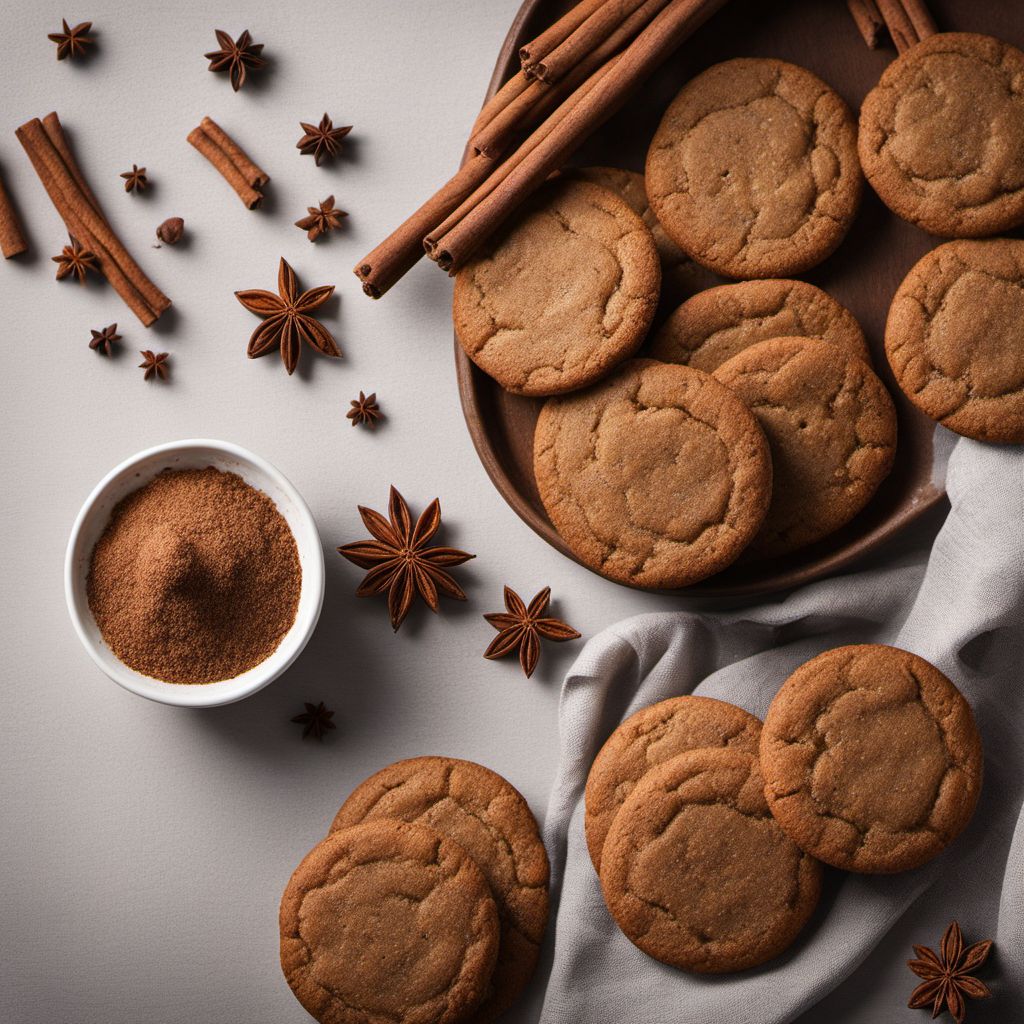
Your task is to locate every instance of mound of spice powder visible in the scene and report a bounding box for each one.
[86,467,301,684]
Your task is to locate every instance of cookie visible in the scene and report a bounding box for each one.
[649,279,870,372]
[329,757,549,1024]
[534,358,772,588]
[453,178,660,396]
[885,238,1024,443]
[760,645,983,873]
[646,58,861,278]
[859,33,1024,237]
[280,819,499,1024]
[599,748,822,973]
[713,337,896,556]
[584,695,763,870]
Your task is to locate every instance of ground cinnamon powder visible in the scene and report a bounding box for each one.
[87,467,301,684]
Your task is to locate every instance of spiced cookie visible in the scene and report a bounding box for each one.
[453,178,660,396]
[646,58,861,278]
[329,757,549,1024]
[599,749,822,973]
[534,358,772,588]
[649,279,870,372]
[584,695,763,870]
[713,338,896,556]
[885,238,1024,443]
[760,645,983,874]
[280,819,499,1024]
[859,33,1024,237]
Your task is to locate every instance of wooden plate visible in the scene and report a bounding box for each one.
[455,0,1016,597]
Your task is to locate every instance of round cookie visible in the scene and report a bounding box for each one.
[885,238,1024,443]
[646,58,861,279]
[329,757,549,1024]
[280,819,499,1024]
[760,645,983,874]
[599,748,822,973]
[859,33,1024,238]
[584,695,763,870]
[534,358,772,588]
[713,337,896,556]
[649,279,870,372]
[453,177,660,396]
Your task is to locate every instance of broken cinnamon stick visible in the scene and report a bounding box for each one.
[846,0,885,48]
[187,117,267,208]
[0,172,27,258]
[519,0,607,75]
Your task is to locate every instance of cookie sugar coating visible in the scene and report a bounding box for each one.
[885,238,1024,443]
[714,338,896,556]
[534,358,772,588]
[599,749,822,973]
[280,820,499,1024]
[330,757,549,1024]
[859,33,1024,237]
[646,58,861,278]
[584,695,762,870]
[453,178,660,396]
[760,645,983,874]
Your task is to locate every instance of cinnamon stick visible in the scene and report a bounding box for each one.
[0,172,27,258]
[41,112,103,214]
[875,0,935,52]
[187,118,267,208]
[519,0,607,74]
[900,0,937,41]
[846,0,885,48]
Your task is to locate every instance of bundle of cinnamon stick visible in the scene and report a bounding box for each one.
[846,0,936,52]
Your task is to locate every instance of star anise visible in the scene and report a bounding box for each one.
[338,486,475,632]
[291,701,336,741]
[48,20,93,61]
[139,350,169,381]
[908,921,993,1024]
[52,237,98,283]
[89,323,119,355]
[483,586,580,678]
[296,114,352,166]
[235,258,340,376]
[204,29,265,91]
[347,391,381,429]
[120,165,148,193]
[295,195,347,242]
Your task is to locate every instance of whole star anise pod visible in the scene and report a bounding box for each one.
[347,391,381,429]
[295,195,347,242]
[89,323,119,355]
[235,258,340,376]
[120,165,148,193]
[291,701,336,741]
[483,586,581,678]
[139,350,169,381]
[52,237,97,283]
[338,486,475,632]
[296,114,352,166]
[908,921,993,1024]
[204,29,265,91]
[48,20,93,61]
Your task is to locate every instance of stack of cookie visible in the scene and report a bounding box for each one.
[586,644,983,973]
[279,756,549,1024]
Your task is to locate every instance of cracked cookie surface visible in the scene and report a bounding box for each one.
[534,358,772,588]
[859,33,1024,237]
[885,238,1024,442]
[645,58,861,279]
[585,695,763,871]
[453,178,660,396]
[760,644,983,874]
[599,748,822,973]
[714,337,896,556]
[280,819,499,1024]
[329,757,549,1024]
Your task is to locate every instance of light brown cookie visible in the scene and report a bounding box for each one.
[584,695,763,871]
[859,33,1024,237]
[646,58,861,279]
[649,279,870,372]
[329,757,549,1024]
[599,748,822,973]
[280,820,499,1024]
[760,645,983,874]
[713,338,896,556]
[534,358,772,588]
[453,178,660,396]
[885,238,1024,443]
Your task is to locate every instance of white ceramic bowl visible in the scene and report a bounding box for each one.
[64,439,325,707]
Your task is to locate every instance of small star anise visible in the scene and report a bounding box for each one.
[291,701,336,741]
[347,391,381,429]
[296,114,352,167]
[139,350,169,381]
[89,323,119,355]
[48,20,93,61]
[908,921,993,1024]
[120,165,148,193]
[235,258,340,376]
[295,195,347,242]
[204,29,265,91]
[483,586,580,678]
[338,486,475,632]
[52,237,97,283]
